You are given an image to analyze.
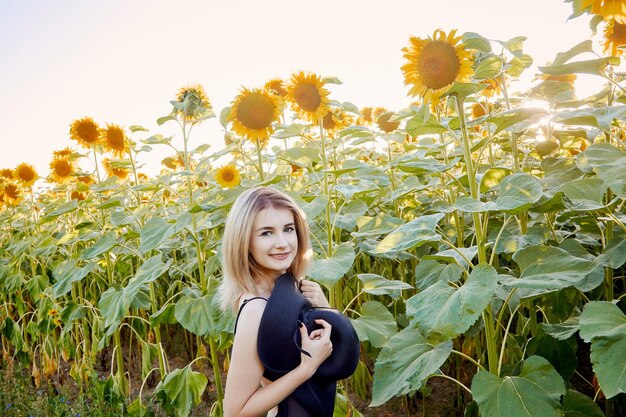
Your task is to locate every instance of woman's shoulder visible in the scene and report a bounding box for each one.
[236,293,267,325]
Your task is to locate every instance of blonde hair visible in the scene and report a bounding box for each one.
[219,187,312,311]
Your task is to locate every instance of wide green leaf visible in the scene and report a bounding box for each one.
[82,231,117,259]
[539,56,620,77]
[174,292,217,336]
[494,173,543,212]
[156,365,208,417]
[352,213,404,238]
[472,356,566,417]
[414,260,464,290]
[357,273,413,298]
[406,264,497,342]
[556,106,626,133]
[140,217,174,253]
[351,301,397,348]
[562,389,605,417]
[371,213,444,254]
[509,246,600,293]
[371,328,452,406]
[308,243,355,287]
[52,260,97,298]
[597,237,626,269]
[577,143,626,198]
[559,178,608,210]
[579,301,626,398]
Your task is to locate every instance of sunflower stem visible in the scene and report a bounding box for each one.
[255,138,265,182]
[92,147,102,184]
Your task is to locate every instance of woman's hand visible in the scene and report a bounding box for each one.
[299,279,331,308]
[298,319,333,376]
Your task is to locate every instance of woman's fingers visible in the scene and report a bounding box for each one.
[314,319,332,341]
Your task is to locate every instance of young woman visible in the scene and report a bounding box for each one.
[220,187,334,417]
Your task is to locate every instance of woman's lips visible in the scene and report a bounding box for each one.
[270,252,290,260]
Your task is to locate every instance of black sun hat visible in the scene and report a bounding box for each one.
[257,273,360,416]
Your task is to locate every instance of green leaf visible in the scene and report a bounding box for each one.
[562,389,605,417]
[276,147,319,166]
[333,200,369,231]
[494,173,543,212]
[509,246,600,293]
[371,328,452,406]
[357,273,413,299]
[539,57,620,77]
[556,105,626,133]
[371,213,444,254]
[542,316,580,340]
[577,143,626,198]
[82,231,117,259]
[597,237,626,269]
[527,333,578,381]
[140,217,173,253]
[579,301,626,398]
[335,179,379,200]
[472,356,566,417]
[445,82,486,99]
[463,32,492,52]
[354,217,403,243]
[174,292,217,336]
[407,264,497,342]
[485,108,547,136]
[351,301,397,348]
[480,167,513,192]
[41,200,79,223]
[125,255,171,296]
[406,113,448,136]
[559,178,608,210]
[474,56,504,80]
[414,260,464,291]
[99,286,129,330]
[52,261,97,298]
[308,244,355,288]
[156,366,208,417]
[552,41,594,66]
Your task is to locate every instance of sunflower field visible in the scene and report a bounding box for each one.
[2,1,626,416]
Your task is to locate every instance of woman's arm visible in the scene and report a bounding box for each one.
[223,300,332,417]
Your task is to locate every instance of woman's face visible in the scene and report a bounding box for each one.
[249,206,298,278]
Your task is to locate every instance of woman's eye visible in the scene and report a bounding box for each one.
[284,227,295,233]
[260,231,272,236]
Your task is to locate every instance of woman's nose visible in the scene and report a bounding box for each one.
[274,233,288,247]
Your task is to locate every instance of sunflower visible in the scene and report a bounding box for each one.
[69,117,101,148]
[102,158,130,180]
[161,155,185,170]
[215,165,241,188]
[53,147,76,158]
[603,19,626,55]
[471,102,488,118]
[401,29,474,103]
[321,107,354,133]
[229,87,282,142]
[480,78,502,98]
[175,84,212,121]
[13,163,38,187]
[70,191,86,201]
[103,124,129,157]
[77,175,95,186]
[573,0,626,23]
[1,168,15,180]
[49,156,75,184]
[1,182,21,205]
[264,78,288,98]
[356,107,374,126]
[373,108,401,133]
[539,73,578,85]
[285,71,330,124]
[290,164,303,177]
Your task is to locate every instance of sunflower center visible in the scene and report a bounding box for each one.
[236,92,276,130]
[76,122,100,143]
[17,167,35,182]
[417,41,461,90]
[107,128,126,151]
[322,112,337,130]
[294,82,321,112]
[222,170,234,182]
[4,184,19,199]
[377,112,400,133]
[611,21,626,43]
[54,160,72,177]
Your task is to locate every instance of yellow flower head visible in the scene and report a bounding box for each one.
[103,124,129,157]
[401,29,474,103]
[471,102,488,119]
[215,165,241,189]
[538,73,578,86]
[264,78,288,98]
[175,84,212,121]
[77,175,95,186]
[373,107,400,133]
[0,168,14,180]
[48,309,59,317]
[161,154,185,170]
[286,71,330,124]
[321,107,354,133]
[69,117,101,148]
[49,156,75,184]
[14,163,38,187]
[53,147,77,158]
[574,0,626,23]
[102,158,130,180]
[603,19,626,55]
[229,87,282,142]
[290,164,303,177]
[356,107,374,126]
[1,182,21,205]
[70,191,86,201]
[480,78,502,98]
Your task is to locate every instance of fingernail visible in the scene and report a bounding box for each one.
[298,320,303,328]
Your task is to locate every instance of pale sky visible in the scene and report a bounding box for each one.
[0,0,600,178]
